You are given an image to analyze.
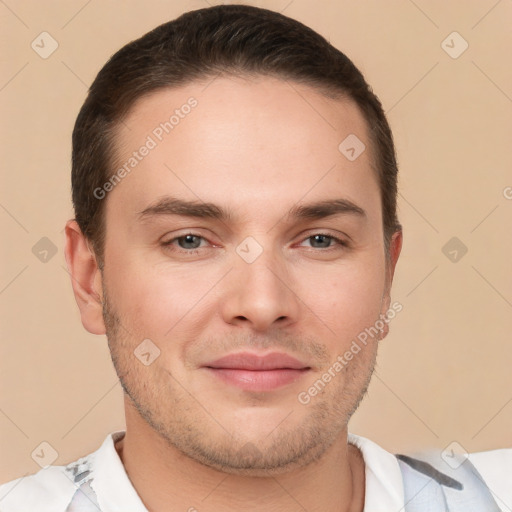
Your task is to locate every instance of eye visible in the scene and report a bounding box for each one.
[162,233,209,252]
[160,232,347,256]
[299,233,346,249]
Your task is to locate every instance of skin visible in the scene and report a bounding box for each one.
[65,75,402,512]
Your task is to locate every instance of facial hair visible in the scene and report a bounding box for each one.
[101,283,378,476]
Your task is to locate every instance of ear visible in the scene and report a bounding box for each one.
[379,229,403,339]
[64,219,106,335]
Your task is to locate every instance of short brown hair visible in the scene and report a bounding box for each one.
[71,4,401,267]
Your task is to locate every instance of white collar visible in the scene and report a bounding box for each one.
[88,430,148,511]
[348,432,404,511]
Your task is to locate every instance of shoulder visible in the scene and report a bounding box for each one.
[0,433,118,512]
[0,464,80,512]
[470,447,512,510]
[349,432,512,510]
[397,445,512,511]
[470,445,512,472]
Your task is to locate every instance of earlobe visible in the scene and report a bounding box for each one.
[389,229,403,277]
[385,229,403,294]
[64,220,106,335]
[379,229,403,340]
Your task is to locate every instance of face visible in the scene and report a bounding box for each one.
[96,76,400,476]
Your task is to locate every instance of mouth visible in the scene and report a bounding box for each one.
[202,352,311,392]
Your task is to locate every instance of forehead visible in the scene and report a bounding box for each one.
[106,75,379,223]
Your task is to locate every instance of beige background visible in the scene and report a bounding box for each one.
[1,0,511,483]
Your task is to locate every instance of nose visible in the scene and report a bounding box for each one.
[220,244,300,332]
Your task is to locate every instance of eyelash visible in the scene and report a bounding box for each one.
[161,232,348,255]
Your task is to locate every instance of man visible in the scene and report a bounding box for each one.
[1,4,510,511]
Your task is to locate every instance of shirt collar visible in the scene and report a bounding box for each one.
[348,431,404,512]
[88,430,148,512]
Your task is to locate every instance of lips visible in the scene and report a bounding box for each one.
[205,352,309,371]
[203,352,311,392]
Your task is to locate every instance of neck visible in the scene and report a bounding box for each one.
[116,404,365,512]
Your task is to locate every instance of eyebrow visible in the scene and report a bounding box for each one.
[137,196,366,223]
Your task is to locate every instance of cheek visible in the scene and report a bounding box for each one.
[296,258,386,345]
[105,252,220,339]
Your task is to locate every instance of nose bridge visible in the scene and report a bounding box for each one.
[222,236,299,330]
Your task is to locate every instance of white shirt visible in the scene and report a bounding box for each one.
[0,430,510,511]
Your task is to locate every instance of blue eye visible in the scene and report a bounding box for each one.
[161,232,347,257]
[162,234,207,252]
[176,234,203,249]
[302,234,345,249]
